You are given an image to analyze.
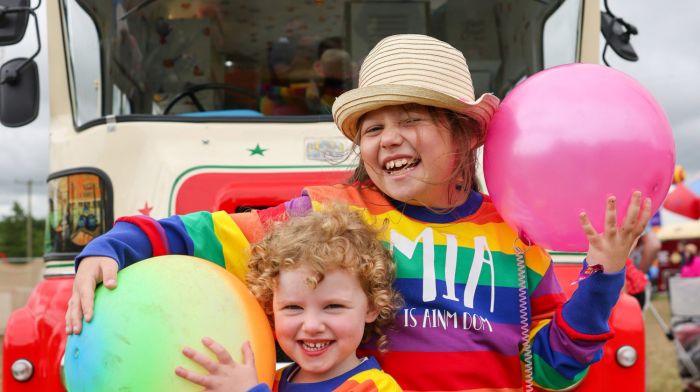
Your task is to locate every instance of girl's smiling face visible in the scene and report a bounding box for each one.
[358,105,463,208]
[273,266,378,383]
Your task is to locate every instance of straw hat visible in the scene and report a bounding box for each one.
[332,34,500,141]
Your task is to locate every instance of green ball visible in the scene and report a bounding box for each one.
[64,255,275,391]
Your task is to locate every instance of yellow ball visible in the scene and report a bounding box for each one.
[674,164,686,184]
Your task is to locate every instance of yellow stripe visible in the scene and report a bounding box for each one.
[524,246,552,277]
[363,210,519,250]
[346,369,402,391]
[312,200,552,276]
[529,318,552,341]
[212,211,250,281]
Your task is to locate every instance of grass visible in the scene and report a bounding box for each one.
[645,291,686,391]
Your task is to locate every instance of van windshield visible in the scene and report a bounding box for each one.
[63,0,582,127]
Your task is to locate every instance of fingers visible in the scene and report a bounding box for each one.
[604,196,617,235]
[101,259,119,289]
[636,197,653,232]
[202,337,234,365]
[67,261,98,334]
[241,341,255,367]
[66,293,84,335]
[79,288,96,324]
[620,192,653,235]
[182,346,220,374]
[175,366,213,388]
[621,191,642,233]
[71,257,119,324]
[579,212,598,239]
[580,193,653,239]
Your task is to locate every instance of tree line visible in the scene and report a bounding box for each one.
[0,202,45,259]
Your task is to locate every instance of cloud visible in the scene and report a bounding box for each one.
[606,0,700,175]
[0,124,48,218]
[0,4,49,218]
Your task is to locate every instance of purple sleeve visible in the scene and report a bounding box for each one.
[284,194,312,217]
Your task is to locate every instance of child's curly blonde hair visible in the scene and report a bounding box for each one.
[246,203,402,350]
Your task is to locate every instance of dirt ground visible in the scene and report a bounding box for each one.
[645,292,686,391]
[0,262,690,389]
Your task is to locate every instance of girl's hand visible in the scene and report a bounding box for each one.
[66,256,119,335]
[175,338,259,392]
[579,191,652,273]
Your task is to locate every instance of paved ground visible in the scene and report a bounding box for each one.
[1,259,43,386]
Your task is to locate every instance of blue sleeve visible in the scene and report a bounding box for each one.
[561,261,625,335]
[247,383,272,392]
[75,215,193,270]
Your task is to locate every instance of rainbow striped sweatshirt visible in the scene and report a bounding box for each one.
[254,356,400,391]
[77,184,624,391]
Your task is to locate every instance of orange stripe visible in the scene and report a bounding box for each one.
[231,211,266,243]
[305,185,508,227]
[334,379,378,392]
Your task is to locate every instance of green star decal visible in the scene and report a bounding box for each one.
[248,143,267,156]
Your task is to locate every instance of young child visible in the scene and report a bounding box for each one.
[173,204,403,391]
[67,34,652,391]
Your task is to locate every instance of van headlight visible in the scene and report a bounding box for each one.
[11,358,34,382]
[616,345,637,367]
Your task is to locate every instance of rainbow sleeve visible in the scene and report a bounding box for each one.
[176,211,251,281]
[528,257,624,390]
[76,212,251,281]
[75,197,309,280]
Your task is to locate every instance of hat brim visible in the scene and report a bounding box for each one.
[332,84,500,141]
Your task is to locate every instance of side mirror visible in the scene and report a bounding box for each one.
[0,57,39,127]
[0,0,31,46]
[0,0,41,126]
[601,12,638,62]
[600,1,638,66]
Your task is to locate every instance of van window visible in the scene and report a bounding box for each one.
[63,0,582,126]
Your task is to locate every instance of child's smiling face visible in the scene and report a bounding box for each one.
[272,265,378,383]
[358,105,462,208]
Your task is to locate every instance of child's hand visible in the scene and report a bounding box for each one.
[175,338,259,392]
[579,191,652,273]
[66,256,119,335]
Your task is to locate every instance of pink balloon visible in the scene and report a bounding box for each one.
[483,63,675,251]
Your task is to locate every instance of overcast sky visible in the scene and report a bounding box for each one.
[0,2,48,219]
[0,0,699,222]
